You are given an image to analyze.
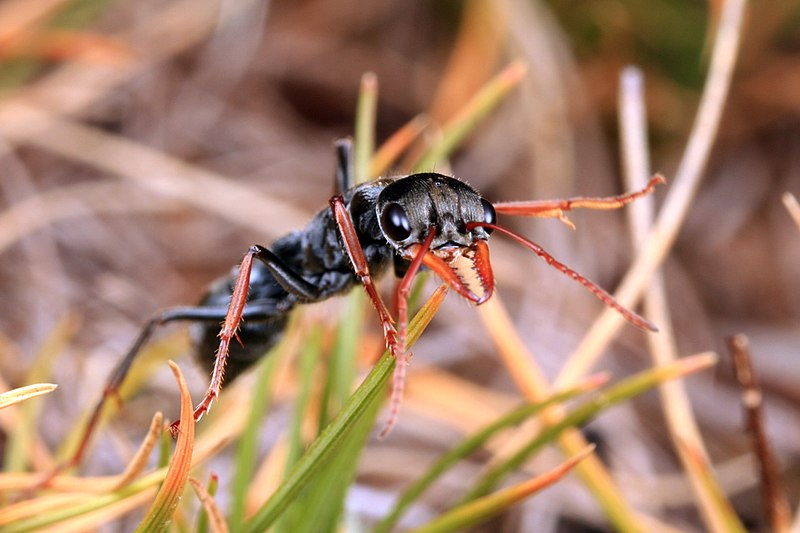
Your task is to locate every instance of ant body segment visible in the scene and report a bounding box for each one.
[68,139,663,468]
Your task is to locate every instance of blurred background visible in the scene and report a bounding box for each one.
[0,0,799,531]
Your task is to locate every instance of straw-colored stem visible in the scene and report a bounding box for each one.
[619,65,739,533]
[556,0,749,387]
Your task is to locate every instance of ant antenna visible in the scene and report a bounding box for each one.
[466,221,657,332]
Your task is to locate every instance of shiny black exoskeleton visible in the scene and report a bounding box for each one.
[193,170,494,380]
[192,177,395,380]
[67,137,659,468]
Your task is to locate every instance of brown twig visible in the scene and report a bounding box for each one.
[726,334,791,533]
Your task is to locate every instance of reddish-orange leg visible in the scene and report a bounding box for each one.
[168,250,256,435]
[330,196,438,437]
[467,221,656,331]
[167,196,432,437]
[460,174,665,332]
[37,304,260,484]
[167,243,325,435]
[380,227,437,438]
[494,175,665,228]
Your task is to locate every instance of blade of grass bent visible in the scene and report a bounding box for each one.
[681,439,748,533]
[241,286,446,533]
[189,476,227,533]
[134,360,195,533]
[462,353,716,502]
[620,66,741,533]
[409,446,594,533]
[414,61,526,172]
[374,377,607,533]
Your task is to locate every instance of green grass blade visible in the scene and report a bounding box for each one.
[413,61,526,172]
[462,353,716,502]
[228,347,281,532]
[318,291,365,431]
[374,377,606,533]
[354,72,378,184]
[287,380,383,533]
[5,315,76,472]
[285,326,324,472]
[275,326,325,533]
[241,286,447,533]
[408,446,594,533]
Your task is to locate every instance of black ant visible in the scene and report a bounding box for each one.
[65,138,663,469]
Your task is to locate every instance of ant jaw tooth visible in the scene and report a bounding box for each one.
[474,290,494,305]
[420,243,494,304]
[442,244,493,304]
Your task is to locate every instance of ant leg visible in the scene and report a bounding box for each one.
[378,228,437,438]
[170,245,323,435]
[330,196,439,437]
[493,175,664,228]
[467,221,657,332]
[60,304,274,475]
[329,196,399,354]
[334,138,355,195]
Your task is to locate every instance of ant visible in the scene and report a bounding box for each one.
[65,138,663,469]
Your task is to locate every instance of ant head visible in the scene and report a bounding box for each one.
[376,173,494,248]
[376,173,496,304]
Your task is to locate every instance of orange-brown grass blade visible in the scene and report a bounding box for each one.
[371,114,428,178]
[188,476,229,533]
[134,361,194,532]
[409,445,594,533]
[414,60,527,172]
[109,412,164,491]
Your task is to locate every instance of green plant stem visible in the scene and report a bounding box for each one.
[354,72,378,184]
[241,287,445,533]
[228,351,280,531]
[375,383,601,533]
[462,354,715,502]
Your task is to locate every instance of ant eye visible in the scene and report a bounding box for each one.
[381,202,412,241]
[481,198,496,233]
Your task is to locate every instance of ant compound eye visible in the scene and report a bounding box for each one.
[381,202,412,241]
[481,198,496,233]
